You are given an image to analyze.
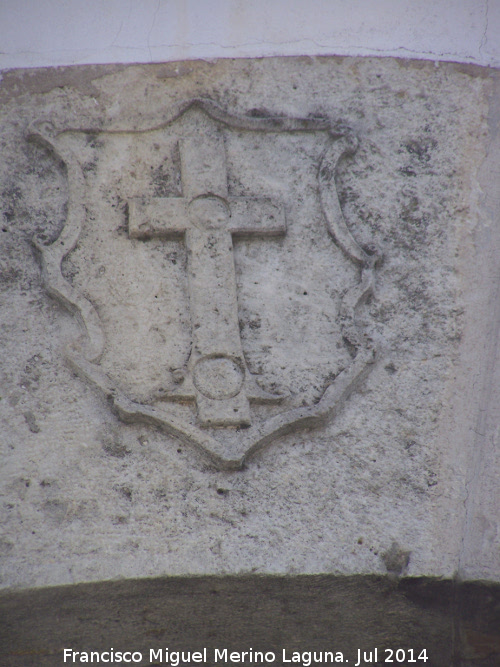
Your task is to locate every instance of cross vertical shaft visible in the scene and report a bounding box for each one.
[128,114,285,426]
[180,128,251,425]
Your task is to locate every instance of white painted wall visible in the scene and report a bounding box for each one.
[1,0,499,71]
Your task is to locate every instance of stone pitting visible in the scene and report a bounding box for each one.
[29,98,378,470]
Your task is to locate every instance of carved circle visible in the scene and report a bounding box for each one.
[193,355,244,400]
[188,195,230,231]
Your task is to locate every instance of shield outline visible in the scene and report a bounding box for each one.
[28,99,378,470]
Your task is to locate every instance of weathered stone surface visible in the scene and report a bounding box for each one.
[0,57,499,589]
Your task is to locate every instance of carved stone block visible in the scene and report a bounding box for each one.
[0,57,498,589]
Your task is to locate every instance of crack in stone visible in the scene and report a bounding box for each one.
[479,0,489,58]
[110,20,124,48]
[147,0,161,62]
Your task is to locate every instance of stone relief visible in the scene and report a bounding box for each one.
[29,99,378,470]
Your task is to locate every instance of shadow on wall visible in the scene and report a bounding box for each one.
[1,574,499,666]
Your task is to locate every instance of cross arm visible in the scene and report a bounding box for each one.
[128,197,188,238]
[228,198,286,236]
[128,196,285,239]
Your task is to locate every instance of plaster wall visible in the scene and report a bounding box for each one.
[1,0,500,71]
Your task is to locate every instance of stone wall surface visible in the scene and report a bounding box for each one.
[0,56,499,591]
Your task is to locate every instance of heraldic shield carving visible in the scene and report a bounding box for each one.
[29,100,379,470]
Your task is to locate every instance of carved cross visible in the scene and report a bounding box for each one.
[128,119,285,427]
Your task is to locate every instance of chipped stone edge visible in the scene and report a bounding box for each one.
[27,98,379,471]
